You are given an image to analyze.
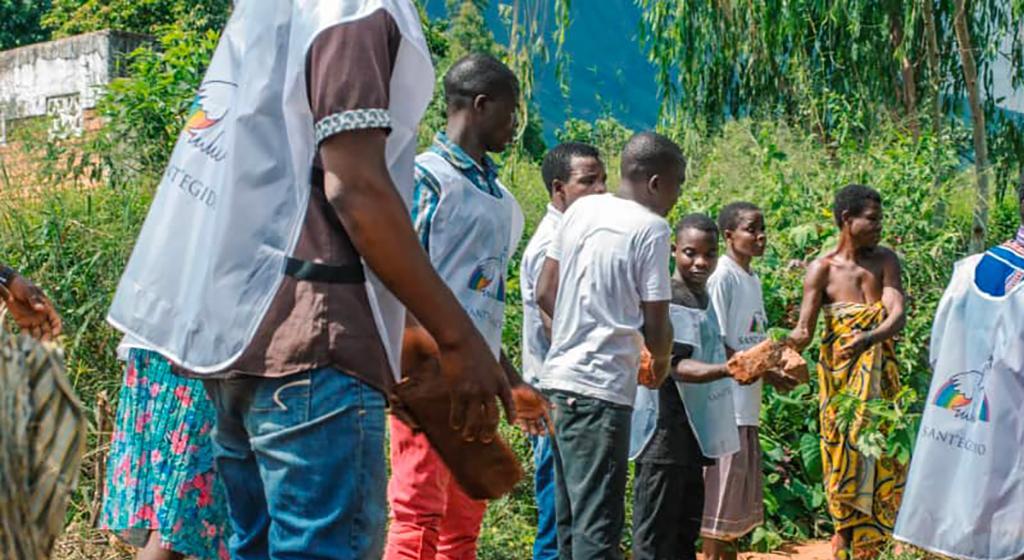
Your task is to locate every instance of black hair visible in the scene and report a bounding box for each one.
[717,201,762,232]
[620,131,686,184]
[676,213,719,239]
[541,142,601,195]
[833,184,882,226]
[443,53,520,111]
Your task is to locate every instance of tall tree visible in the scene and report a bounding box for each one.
[922,0,943,191]
[42,0,230,37]
[953,0,990,251]
[636,0,1023,245]
[0,0,51,50]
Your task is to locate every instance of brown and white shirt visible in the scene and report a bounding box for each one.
[218,9,403,393]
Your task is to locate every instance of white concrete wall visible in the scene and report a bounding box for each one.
[0,30,150,121]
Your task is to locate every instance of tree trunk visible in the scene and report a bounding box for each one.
[953,0,990,252]
[1019,165,1024,205]
[889,3,919,138]
[922,0,943,189]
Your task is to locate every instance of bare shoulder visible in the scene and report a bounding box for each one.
[803,256,832,287]
[872,245,903,269]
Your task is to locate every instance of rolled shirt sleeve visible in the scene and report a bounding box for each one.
[306,8,401,145]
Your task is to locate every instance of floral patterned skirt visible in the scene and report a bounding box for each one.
[100,349,229,559]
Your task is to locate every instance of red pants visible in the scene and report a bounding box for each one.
[385,417,488,560]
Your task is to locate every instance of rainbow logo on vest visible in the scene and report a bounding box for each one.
[933,365,990,423]
[468,258,506,302]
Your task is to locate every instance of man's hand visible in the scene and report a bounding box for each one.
[401,322,514,444]
[1,273,61,341]
[438,336,515,444]
[765,369,799,393]
[637,347,660,389]
[511,383,553,436]
[837,331,874,362]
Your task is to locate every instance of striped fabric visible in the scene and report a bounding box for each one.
[411,162,442,251]
[1003,227,1024,292]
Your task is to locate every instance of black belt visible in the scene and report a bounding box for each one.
[284,257,365,284]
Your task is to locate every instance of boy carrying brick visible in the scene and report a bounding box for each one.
[630,213,746,560]
[703,201,796,560]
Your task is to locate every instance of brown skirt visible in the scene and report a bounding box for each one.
[700,426,764,540]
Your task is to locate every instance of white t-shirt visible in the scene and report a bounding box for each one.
[708,254,768,426]
[538,194,673,407]
[520,204,562,385]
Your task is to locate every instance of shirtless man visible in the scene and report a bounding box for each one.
[788,184,907,559]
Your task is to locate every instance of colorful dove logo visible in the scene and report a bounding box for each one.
[183,80,237,136]
[933,369,990,423]
[468,258,506,302]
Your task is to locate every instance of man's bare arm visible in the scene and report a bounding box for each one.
[641,300,673,387]
[320,129,513,442]
[536,257,560,338]
[865,249,907,344]
[788,259,829,351]
[500,350,525,386]
[672,344,731,383]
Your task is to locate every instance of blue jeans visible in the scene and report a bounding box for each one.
[530,435,559,560]
[203,368,387,559]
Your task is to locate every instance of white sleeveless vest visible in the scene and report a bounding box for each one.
[415,151,524,357]
[894,254,1024,560]
[107,0,434,376]
[630,303,740,460]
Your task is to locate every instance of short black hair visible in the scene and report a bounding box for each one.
[676,213,719,239]
[541,142,601,194]
[443,53,520,111]
[833,184,882,226]
[718,201,762,232]
[621,131,686,184]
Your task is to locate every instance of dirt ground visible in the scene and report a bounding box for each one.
[731,541,834,559]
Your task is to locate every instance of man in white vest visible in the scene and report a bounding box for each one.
[894,184,1024,559]
[106,2,515,557]
[385,53,546,560]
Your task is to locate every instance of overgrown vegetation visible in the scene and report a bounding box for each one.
[0,0,1021,558]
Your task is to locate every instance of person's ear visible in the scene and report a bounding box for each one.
[647,173,660,195]
[552,179,566,203]
[472,94,489,113]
